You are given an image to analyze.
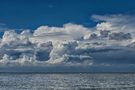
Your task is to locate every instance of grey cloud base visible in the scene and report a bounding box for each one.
[0,14,135,72]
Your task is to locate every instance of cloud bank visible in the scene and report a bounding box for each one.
[0,14,135,70]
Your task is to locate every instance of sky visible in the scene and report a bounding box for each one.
[0,0,135,29]
[0,0,135,72]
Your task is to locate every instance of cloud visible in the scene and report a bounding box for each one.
[0,24,93,67]
[33,23,90,41]
[92,14,135,34]
[0,14,135,70]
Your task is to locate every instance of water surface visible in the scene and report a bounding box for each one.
[0,73,135,90]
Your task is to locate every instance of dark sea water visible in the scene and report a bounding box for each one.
[0,73,135,90]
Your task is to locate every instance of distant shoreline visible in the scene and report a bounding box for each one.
[0,72,135,74]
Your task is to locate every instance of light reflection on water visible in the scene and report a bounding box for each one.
[0,73,135,90]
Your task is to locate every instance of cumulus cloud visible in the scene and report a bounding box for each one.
[92,14,135,33]
[0,14,135,69]
[33,23,90,41]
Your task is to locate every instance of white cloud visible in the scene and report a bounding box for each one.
[0,14,135,68]
[92,14,135,33]
[33,23,90,41]
[96,22,113,31]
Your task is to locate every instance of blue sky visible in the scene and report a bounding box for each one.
[0,0,135,29]
[1,0,135,72]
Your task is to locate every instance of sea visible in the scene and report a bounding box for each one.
[0,73,135,90]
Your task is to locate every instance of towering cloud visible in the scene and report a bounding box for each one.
[0,14,135,69]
